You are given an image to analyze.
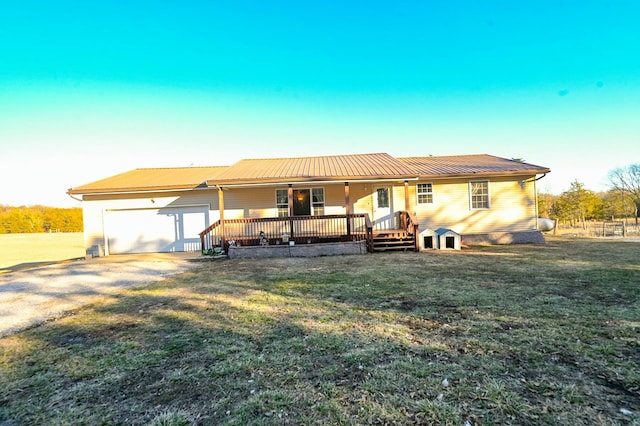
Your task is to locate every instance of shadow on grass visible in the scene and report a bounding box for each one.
[0,257,86,274]
[1,238,639,425]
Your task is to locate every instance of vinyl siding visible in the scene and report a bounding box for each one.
[80,176,539,253]
[412,176,538,234]
[80,189,218,251]
[350,183,372,216]
[222,184,354,218]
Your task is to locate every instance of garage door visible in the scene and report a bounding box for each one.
[105,206,209,254]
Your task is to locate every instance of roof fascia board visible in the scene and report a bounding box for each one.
[415,170,550,179]
[69,186,213,197]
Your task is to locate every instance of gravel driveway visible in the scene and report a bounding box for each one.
[0,253,203,337]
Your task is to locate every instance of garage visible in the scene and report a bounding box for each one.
[104,206,210,254]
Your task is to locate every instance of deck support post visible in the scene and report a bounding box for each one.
[345,182,351,237]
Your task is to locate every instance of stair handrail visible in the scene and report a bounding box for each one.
[400,211,420,251]
[199,219,222,253]
[363,213,374,252]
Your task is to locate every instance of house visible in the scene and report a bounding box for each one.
[67,153,550,256]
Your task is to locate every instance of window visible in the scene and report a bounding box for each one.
[312,188,325,216]
[276,189,288,217]
[376,188,390,208]
[417,183,433,204]
[470,181,490,209]
[276,188,325,216]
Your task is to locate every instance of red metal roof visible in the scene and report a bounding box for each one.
[68,153,550,195]
[68,166,228,195]
[208,153,417,185]
[398,154,550,177]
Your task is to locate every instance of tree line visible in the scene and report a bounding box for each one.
[538,163,640,226]
[0,205,83,234]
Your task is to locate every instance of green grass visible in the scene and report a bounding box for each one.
[1,237,639,425]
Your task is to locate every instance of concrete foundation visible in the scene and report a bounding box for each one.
[228,240,368,259]
[461,230,546,246]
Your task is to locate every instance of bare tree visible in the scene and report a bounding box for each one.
[609,164,640,224]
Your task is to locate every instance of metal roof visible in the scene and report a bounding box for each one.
[67,153,550,195]
[398,154,550,177]
[207,153,417,186]
[67,166,228,195]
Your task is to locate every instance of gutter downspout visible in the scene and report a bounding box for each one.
[534,177,539,230]
[529,173,547,230]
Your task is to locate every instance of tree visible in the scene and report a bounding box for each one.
[0,205,83,233]
[609,164,640,224]
[600,190,636,220]
[552,180,603,227]
[537,192,556,218]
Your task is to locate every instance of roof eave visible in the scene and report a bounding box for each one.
[67,185,210,196]
[415,169,551,179]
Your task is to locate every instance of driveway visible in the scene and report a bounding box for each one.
[0,253,204,337]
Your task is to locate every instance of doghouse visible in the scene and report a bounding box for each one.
[419,228,438,250]
[435,228,461,250]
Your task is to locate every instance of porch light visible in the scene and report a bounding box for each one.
[297,192,306,201]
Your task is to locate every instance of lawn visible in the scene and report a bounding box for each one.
[0,232,85,273]
[1,237,638,425]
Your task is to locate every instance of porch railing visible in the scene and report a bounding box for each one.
[199,214,374,253]
[398,210,420,251]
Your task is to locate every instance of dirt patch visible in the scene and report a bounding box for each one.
[0,252,202,337]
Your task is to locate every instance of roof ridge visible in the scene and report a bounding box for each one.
[397,154,488,159]
[132,165,229,171]
[237,152,390,162]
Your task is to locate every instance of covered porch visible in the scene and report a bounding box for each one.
[199,210,419,254]
[199,154,421,255]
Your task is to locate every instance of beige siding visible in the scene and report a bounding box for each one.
[81,189,218,251]
[412,176,538,234]
[80,175,539,253]
[223,184,351,218]
[324,184,348,215]
[351,183,373,216]
[221,187,274,219]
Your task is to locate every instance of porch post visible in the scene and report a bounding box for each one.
[344,182,351,237]
[288,184,294,239]
[217,186,226,247]
[404,180,410,213]
[400,180,410,230]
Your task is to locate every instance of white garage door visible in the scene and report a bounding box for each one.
[105,206,209,254]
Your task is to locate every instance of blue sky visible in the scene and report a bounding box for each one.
[1,1,639,207]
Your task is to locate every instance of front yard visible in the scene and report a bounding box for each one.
[1,237,638,425]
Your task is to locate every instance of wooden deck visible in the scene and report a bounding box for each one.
[199,211,419,254]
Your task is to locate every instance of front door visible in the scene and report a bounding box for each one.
[373,186,393,230]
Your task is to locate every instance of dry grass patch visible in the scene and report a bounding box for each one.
[0,232,84,272]
[1,236,639,425]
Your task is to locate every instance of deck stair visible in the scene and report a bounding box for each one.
[372,230,417,252]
